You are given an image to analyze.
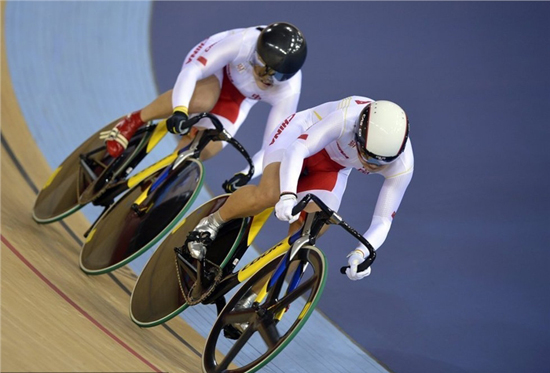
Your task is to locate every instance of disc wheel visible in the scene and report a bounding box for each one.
[130,195,249,327]
[202,245,327,373]
[79,158,204,274]
[32,117,151,223]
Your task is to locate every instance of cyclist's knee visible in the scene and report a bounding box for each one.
[264,188,280,207]
[249,185,278,211]
[189,76,221,113]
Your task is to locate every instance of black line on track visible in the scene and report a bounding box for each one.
[2,133,40,194]
[1,132,201,357]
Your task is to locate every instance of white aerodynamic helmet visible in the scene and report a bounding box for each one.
[355,100,409,165]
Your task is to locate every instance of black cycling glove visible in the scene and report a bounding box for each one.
[166,110,191,135]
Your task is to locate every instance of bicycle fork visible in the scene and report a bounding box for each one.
[253,209,322,319]
[130,130,205,211]
[251,234,312,322]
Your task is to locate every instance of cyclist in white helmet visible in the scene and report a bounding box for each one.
[100,22,307,187]
[188,96,414,280]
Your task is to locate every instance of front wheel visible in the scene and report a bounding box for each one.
[202,245,327,373]
[79,158,204,275]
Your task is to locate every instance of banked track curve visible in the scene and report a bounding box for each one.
[1,3,206,371]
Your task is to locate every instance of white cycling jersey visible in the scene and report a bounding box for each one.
[264,96,414,252]
[172,26,302,174]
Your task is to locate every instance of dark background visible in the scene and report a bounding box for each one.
[151,2,550,373]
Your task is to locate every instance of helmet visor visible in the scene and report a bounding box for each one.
[271,70,295,82]
[252,52,295,82]
[356,144,392,166]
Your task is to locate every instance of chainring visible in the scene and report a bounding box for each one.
[174,252,224,306]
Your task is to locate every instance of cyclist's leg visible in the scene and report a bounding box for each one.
[218,162,281,221]
[176,98,255,161]
[139,73,222,123]
[286,167,350,237]
[105,74,222,158]
[176,71,257,162]
[215,114,307,222]
[162,73,222,151]
[139,90,174,121]
[218,149,350,225]
[176,125,223,161]
[197,98,256,161]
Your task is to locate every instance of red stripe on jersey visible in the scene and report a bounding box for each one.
[198,56,207,66]
[297,149,345,193]
[210,67,246,124]
[269,114,296,145]
[185,40,206,64]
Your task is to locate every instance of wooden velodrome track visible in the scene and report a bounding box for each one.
[1,3,392,372]
[0,6,207,372]
[5,3,549,373]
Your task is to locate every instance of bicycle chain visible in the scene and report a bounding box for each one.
[174,252,224,306]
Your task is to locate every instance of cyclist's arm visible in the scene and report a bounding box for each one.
[279,111,345,194]
[172,33,242,111]
[360,166,413,252]
[247,91,301,178]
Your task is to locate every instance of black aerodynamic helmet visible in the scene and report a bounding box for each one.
[256,22,307,81]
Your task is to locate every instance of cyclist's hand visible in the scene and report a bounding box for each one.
[223,173,250,193]
[275,193,299,223]
[346,249,372,281]
[166,110,190,135]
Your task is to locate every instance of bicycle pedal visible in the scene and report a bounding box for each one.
[186,230,213,245]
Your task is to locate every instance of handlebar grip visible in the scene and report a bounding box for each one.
[291,193,377,277]
[185,115,203,127]
[291,193,333,217]
[339,256,375,275]
[291,194,312,216]
[222,172,252,193]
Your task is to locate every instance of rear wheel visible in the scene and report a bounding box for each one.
[130,195,250,327]
[79,158,203,275]
[32,118,153,223]
[202,245,327,373]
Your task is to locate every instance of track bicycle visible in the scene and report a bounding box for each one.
[33,113,252,225]
[78,113,254,274]
[31,111,254,274]
[32,115,165,224]
[129,193,374,373]
[200,194,375,373]
[130,194,274,327]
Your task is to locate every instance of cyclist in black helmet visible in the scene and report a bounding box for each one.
[256,22,307,82]
[101,22,307,187]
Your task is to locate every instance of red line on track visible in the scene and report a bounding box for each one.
[1,234,163,373]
